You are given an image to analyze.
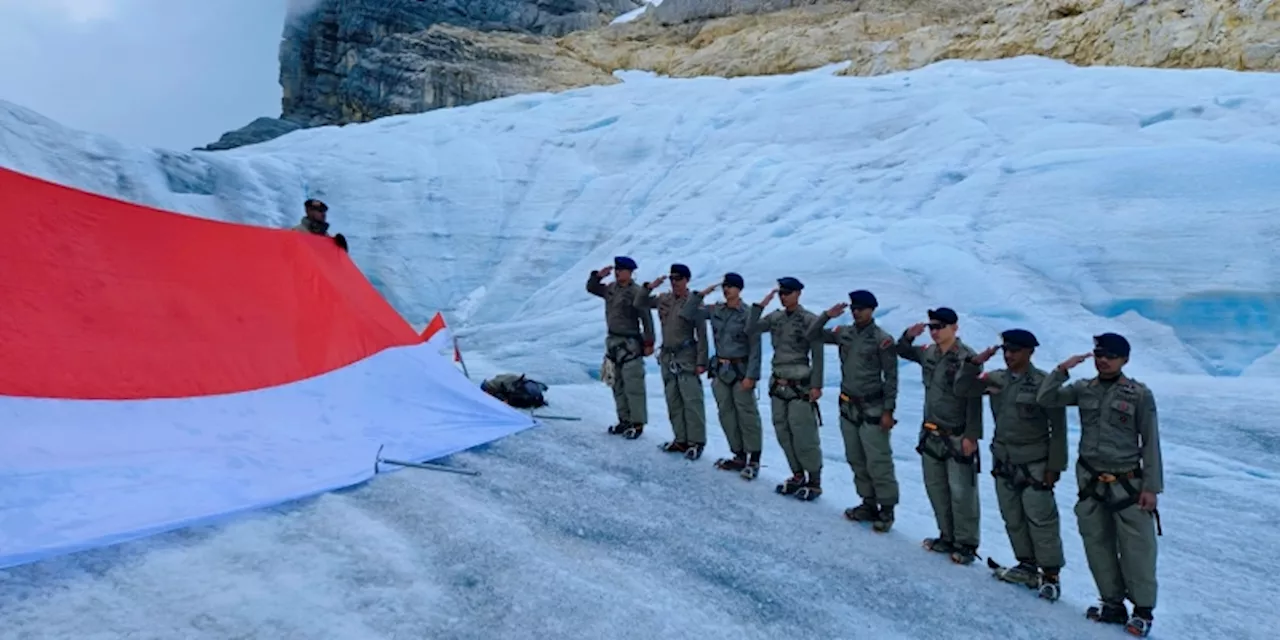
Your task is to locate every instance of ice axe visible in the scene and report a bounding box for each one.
[374,444,480,476]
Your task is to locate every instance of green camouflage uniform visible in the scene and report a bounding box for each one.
[897,335,985,551]
[586,271,655,427]
[638,287,709,445]
[959,361,1069,572]
[809,315,900,508]
[684,292,763,456]
[749,303,825,478]
[1037,369,1163,612]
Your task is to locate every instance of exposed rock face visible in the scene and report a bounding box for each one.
[326,24,619,124]
[564,0,1280,78]
[198,117,305,151]
[280,0,640,127]
[200,0,637,149]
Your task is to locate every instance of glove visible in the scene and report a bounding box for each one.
[334,233,349,252]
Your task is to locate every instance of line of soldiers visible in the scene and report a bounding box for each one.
[587,257,1165,638]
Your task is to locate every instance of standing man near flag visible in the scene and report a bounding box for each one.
[587,257,656,439]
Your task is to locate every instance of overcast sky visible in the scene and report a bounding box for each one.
[0,0,295,151]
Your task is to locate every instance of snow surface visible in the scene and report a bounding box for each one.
[1,56,1279,638]
[611,0,664,24]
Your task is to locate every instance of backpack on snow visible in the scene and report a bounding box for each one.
[480,373,549,409]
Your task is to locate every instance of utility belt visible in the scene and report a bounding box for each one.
[768,376,808,402]
[1077,459,1163,535]
[710,355,746,384]
[605,332,643,366]
[837,390,884,426]
[916,422,980,482]
[659,338,697,375]
[770,375,822,426]
[991,455,1052,492]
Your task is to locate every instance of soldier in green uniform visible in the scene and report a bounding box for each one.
[683,272,765,479]
[637,264,710,459]
[896,307,986,564]
[957,329,1069,600]
[748,277,825,500]
[1036,332,1162,638]
[808,289,900,531]
[585,256,655,439]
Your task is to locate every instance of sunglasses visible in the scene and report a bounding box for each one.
[668,274,688,280]
[1001,344,1027,353]
[927,323,948,331]
[1093,349,1123,360]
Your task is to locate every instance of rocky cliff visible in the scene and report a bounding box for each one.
[201,0,638,150]
[202,0,1280,151]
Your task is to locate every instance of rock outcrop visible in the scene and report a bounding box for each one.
[563,0,1280,79]
[203,0,638,149]
[202,0,1280,151]
[198,117,305,151]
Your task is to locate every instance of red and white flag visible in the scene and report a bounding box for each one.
[419,311,468,376]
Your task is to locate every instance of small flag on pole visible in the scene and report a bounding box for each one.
[420,311,469,378]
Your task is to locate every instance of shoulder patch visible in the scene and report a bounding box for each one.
[834,326,841,334]
[880,337,893,349]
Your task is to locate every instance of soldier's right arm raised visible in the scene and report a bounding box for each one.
[895,328,926,364]
[806,308,841,344]
[1035,366,1081,407]
[680,290,711,322]
[586,268,609,298]
[746,303,773,336]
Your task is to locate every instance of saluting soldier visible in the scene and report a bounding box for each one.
[683,273,765,479]
[748,277,825,501]
[586,256,655,439]
[808,289,900,532]
[896,307,986,565]
[1036,332,1163,638]
[637,264,710,459]
[958,329,1069,601]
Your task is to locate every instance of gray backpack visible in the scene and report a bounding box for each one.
[480,373,548,409]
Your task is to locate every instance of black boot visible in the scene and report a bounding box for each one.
[844,498,879,522]
[1125,607,1153,637]
[739,452,760,480]
[715,451,746,470]
[776,472,806,495]
[1037,567,1061,602]
[794,470,822,501]
[1086,600,1129,625]
[607,421,631,435]
[871,505,895,533]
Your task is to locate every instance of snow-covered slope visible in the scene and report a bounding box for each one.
[2,56,1279,639]
[3,57,1277,382]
